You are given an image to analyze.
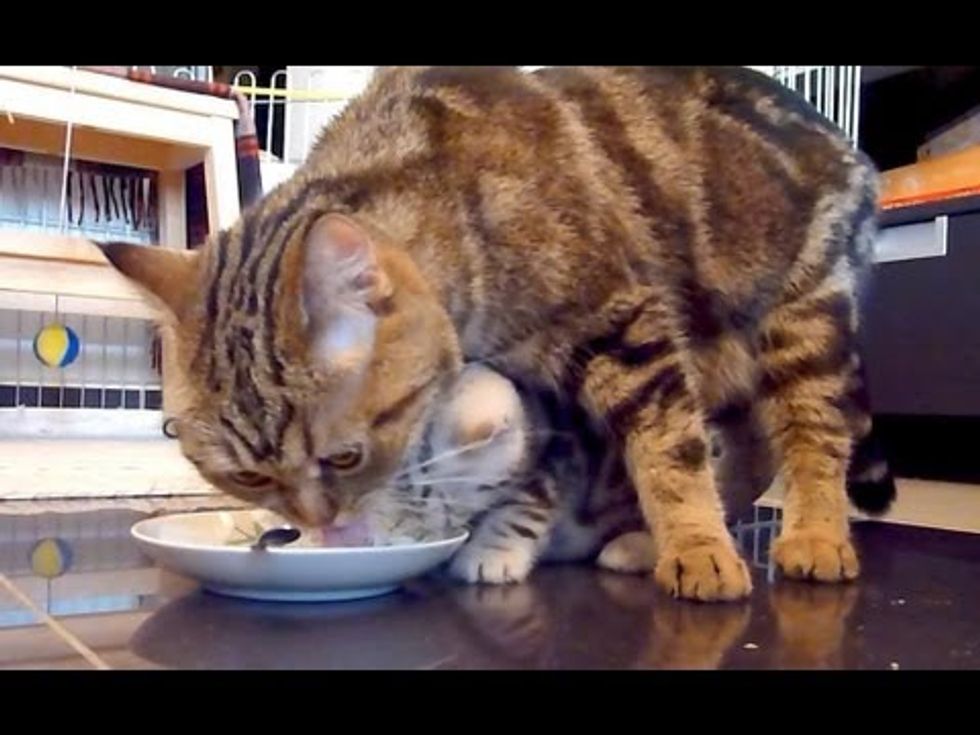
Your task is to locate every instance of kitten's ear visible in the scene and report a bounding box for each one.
[302,214,393,370]
[96,242,199,320]
[453,416,498,448]
[445,366,523,447]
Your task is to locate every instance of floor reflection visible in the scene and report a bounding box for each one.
[0,500,975,669]
[130,585,463,669]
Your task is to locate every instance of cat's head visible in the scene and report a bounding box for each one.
[98,212,461,527]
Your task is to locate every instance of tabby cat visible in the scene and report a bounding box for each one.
[99,66,894,601]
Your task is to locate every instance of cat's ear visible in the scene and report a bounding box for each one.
[302,214,393,313]
[301,214,393,370]
[97,242,199,320]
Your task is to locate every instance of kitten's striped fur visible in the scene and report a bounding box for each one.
[382,363,644,583]
[100,66,894,601]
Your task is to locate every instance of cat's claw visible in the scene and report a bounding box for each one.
[654,538,752,602]
[772,529,859,582]
[450,545,534,585]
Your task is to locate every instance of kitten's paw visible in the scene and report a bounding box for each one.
[597,531,657,574]
[449,544,534,585]
[655,538,752,602]
[772,529,859,582]
[452,584,549,660]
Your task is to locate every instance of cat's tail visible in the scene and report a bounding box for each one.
[847,425,896,515]
[844,360,897,516]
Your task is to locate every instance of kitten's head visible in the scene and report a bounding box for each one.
[366,362,532,538]
[99,212,461,527]
[423,362,529,484]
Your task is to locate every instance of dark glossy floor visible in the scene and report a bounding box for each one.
[0,499,977,669]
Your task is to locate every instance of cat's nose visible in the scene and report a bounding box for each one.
[293,482,338,526]
[318,496,339,524]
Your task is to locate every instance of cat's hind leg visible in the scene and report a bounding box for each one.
[754,157,881,584]
[757,273,866,582]
[577,299,751,601]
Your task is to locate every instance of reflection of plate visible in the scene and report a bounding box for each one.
[130,587,464,669]
[131,510,468,602]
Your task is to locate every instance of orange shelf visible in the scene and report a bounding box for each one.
[880,145,980,210]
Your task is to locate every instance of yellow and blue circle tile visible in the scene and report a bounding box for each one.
[33,323,80,368]
[30,538,73,578]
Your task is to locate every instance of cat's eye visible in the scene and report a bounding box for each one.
[230,471,271,488]
[322,445,365,472]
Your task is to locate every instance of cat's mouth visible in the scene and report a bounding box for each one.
[309,517,375,547]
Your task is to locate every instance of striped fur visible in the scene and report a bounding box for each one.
[401,364,644,584]
[99,66,894,601]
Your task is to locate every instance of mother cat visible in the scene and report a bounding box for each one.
[99,66,890,601]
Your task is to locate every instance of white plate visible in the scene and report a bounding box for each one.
[131,510,468,602]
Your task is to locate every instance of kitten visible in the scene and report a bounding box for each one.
[370,362,770,584]
[99,66,895,601]
[372,363,644,583]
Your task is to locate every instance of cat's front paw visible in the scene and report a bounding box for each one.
[772,528,859,582]
[449,543,535,585]
[655,537,752,602]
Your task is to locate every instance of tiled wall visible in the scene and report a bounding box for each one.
[0,309,161,410]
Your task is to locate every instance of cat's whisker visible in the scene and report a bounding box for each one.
[393,475,513,488]
[382,493,490,508]
[394,433,506,479]
[357,485,498,517]
[375,494,496,514]
[395,428,579,482]
[376,503,483,520]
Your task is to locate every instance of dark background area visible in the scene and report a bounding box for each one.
[860,66,980,171]
[859,66,980,483]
